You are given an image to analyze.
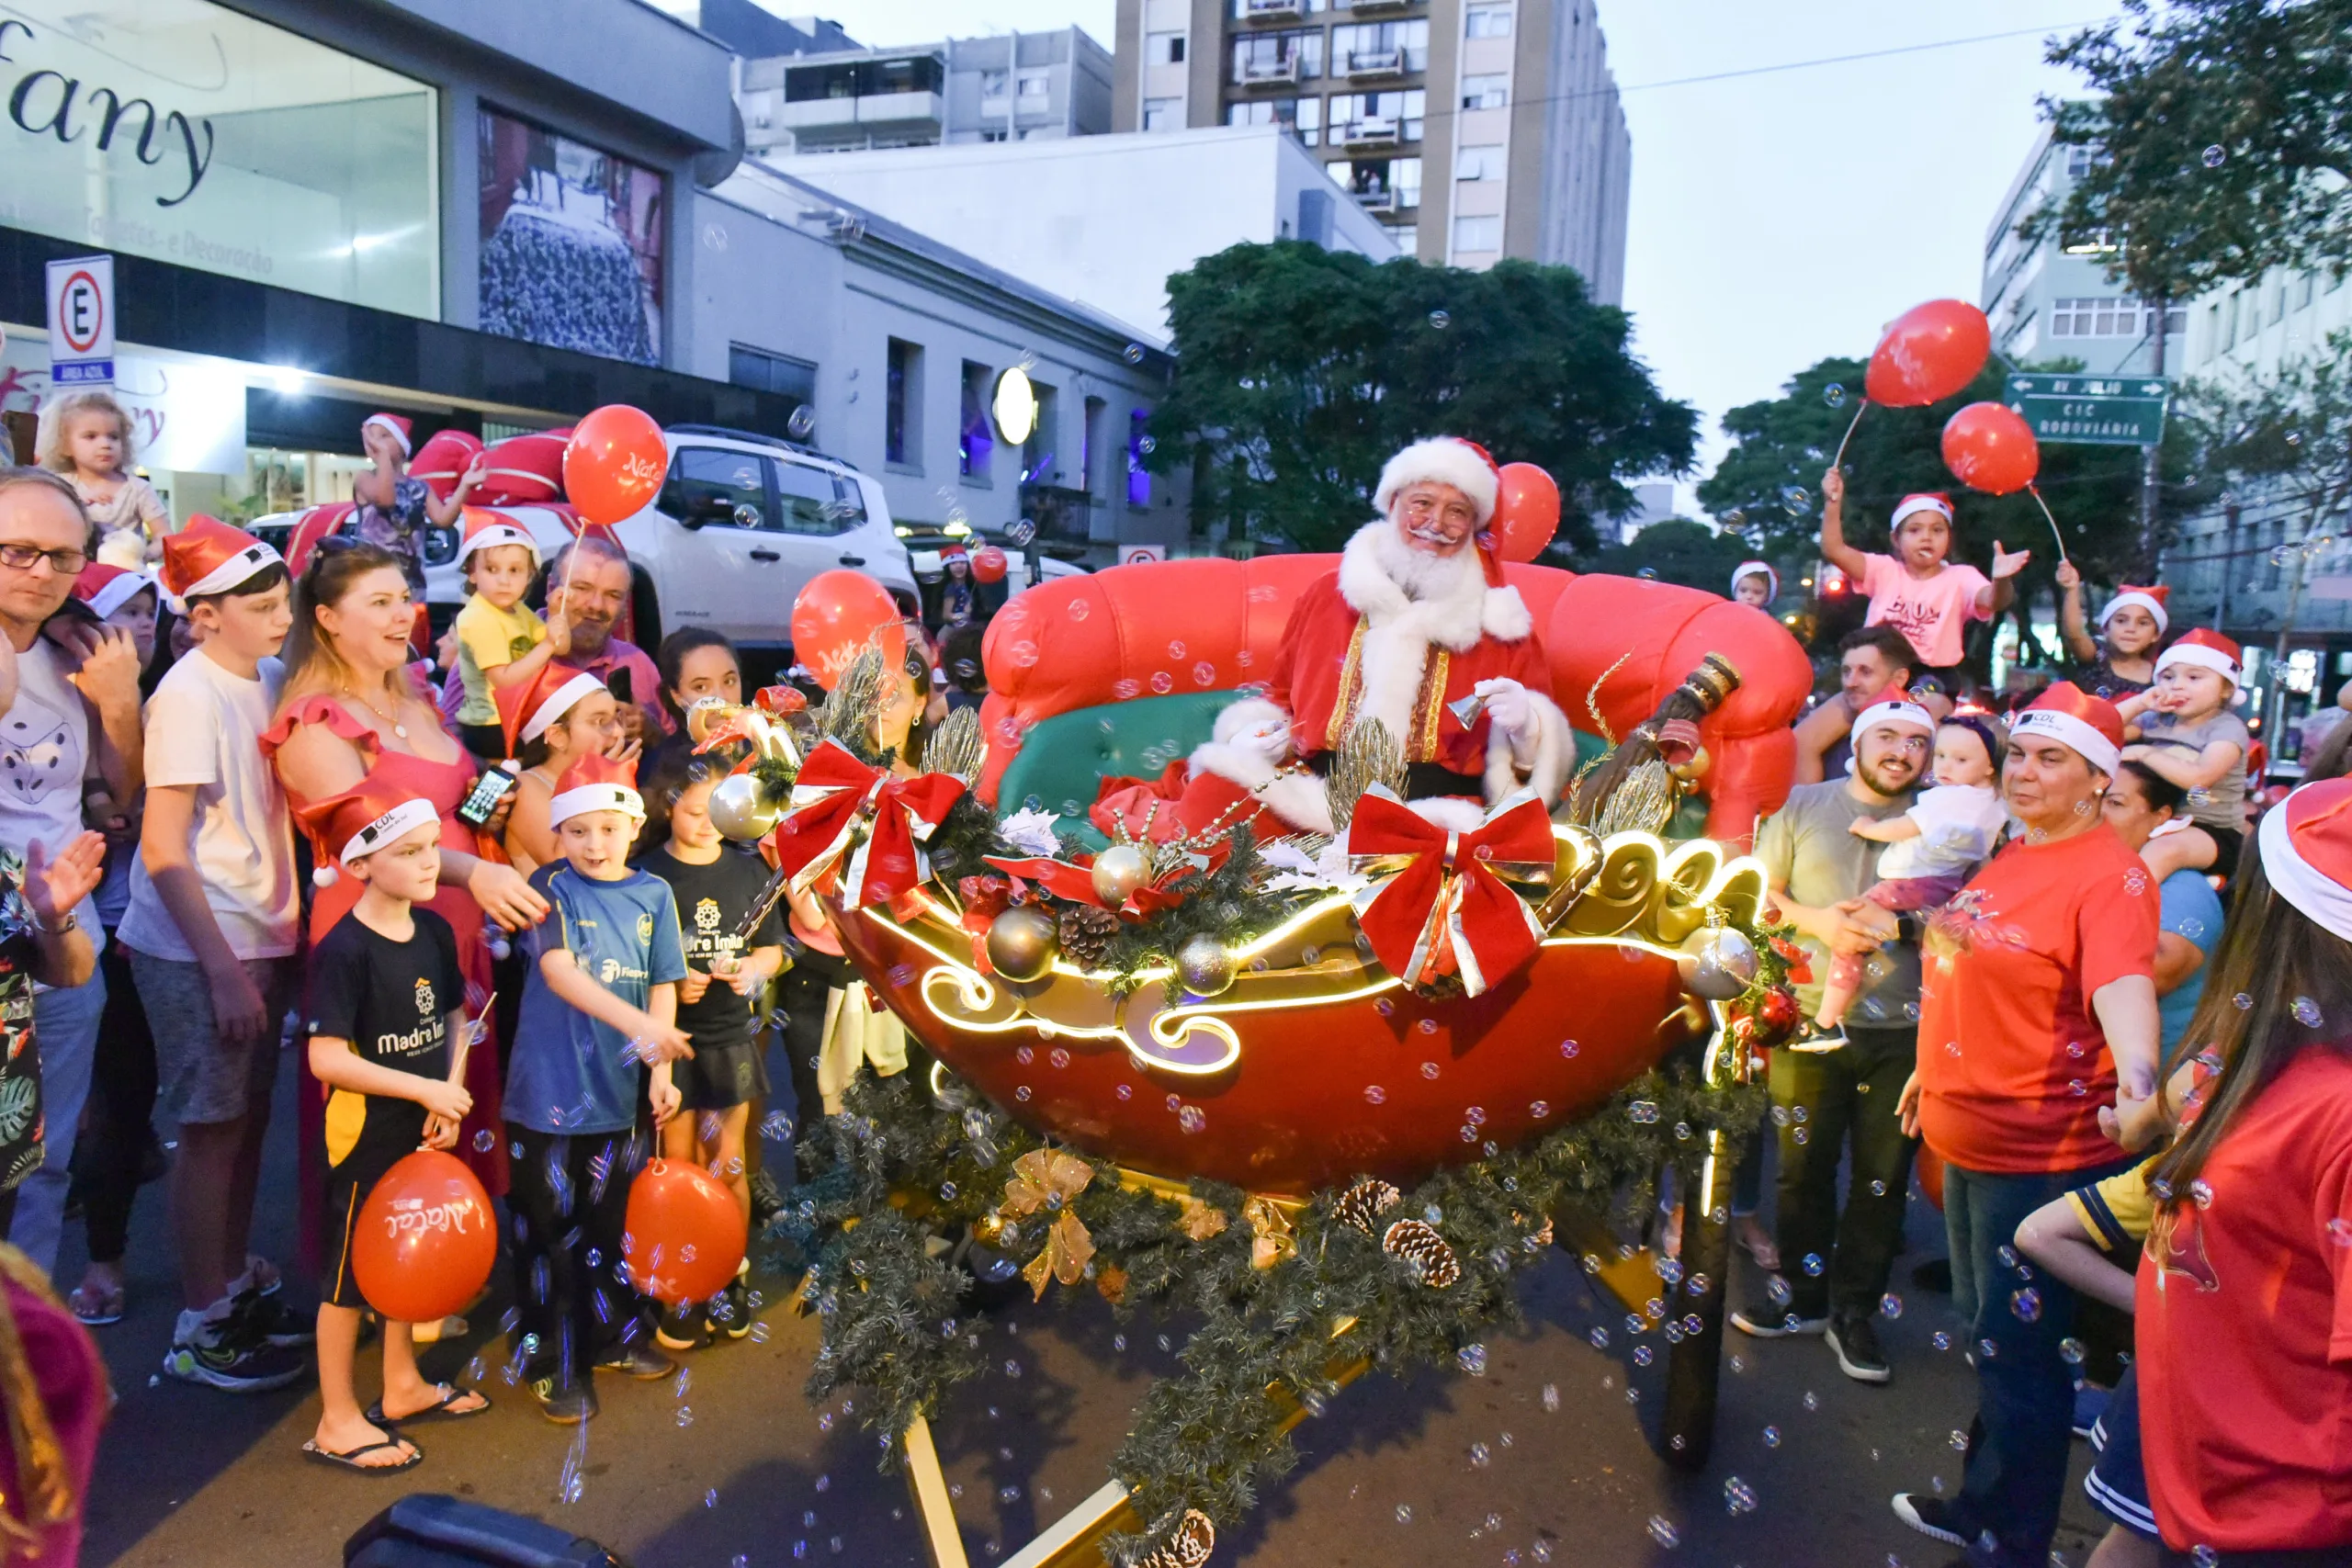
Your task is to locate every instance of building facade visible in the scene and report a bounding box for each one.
[1112,0,1629,299]
[738,29,1114,158]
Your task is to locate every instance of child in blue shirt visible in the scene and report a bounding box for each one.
[503,753,690,1425]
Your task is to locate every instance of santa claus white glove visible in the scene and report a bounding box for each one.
[1472,678,1533,740]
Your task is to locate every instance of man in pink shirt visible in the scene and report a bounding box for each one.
[1817,468,2026,671]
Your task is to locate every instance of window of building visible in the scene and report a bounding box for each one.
[885,338,922,468]
[1455,142,1504,181]
[1128,410,1152,507]
[1227,96,1321,146]
[1345,156,1420,209]
[1231,29,1323,85]
[1453,214,1501,253]
[2063,142,2109,177]
[2298,272,2317,310]
[1018,73,1051,98]
[1148,31,1187,65]
[729,345,819,413]
[1329,89,1425,141]
[2047,298,2183,339]
[787,56,944,100]
[2272,277,2290,324]
[981,69,1010,99]
[1023,383,1058,483]
[1082,396,1107,499]
[1143,96,1183,130]
[2223,292,2241,348]
[1231,0,1324,14]
[960,361,993,479]
[1460,73,1508,110]
[1331,19,1430,74]
[1465,3,1513,37]
[1382,221,1417,253]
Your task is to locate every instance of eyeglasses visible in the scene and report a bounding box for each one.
[0,542,90,576]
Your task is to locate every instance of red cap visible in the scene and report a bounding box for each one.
[2155,626,2243,687]
[2010,680,2125,774]
[295,783,441,886]
[548,751,643,827]
[495,662,606,753]
[160,515,281,605]
[2260,779,2352,942]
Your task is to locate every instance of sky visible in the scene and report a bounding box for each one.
[797,2,2106,510]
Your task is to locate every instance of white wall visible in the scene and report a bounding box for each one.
[765,125,1397,341]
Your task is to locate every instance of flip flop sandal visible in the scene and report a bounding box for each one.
[368,1384,491,1427]
[69,1283,125,1326]
[302,1438,422,1474]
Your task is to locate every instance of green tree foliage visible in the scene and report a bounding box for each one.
[2032,0,2352,297]
[1146,242,1698,554]
[1575,518,1769,600]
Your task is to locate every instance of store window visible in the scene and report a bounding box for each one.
[1082,396,1107,499]
[887,338,922,468]
[480,107,664,366]
[960,361,993,479]
[729,345,818,405]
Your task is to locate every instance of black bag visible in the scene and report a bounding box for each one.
[345,1495,628,1568]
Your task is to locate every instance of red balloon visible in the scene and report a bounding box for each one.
[791,569,906,690]
[1916,1145,1946,1213]
[1864,299,1992,409]
[1941,401,2041,495]
[562,405,668,526]
[1488,463,1560,563]
[971,546,1010,584]
[623,1159,747,1307]
[351,1150,499,1325]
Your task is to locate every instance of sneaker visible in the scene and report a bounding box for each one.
[714,1265,752,1341]
[528,1376,598,1425]
[594,1342,675,1380]
[162,1310,307,1393]
[1729,1307,1828,1338]
[654,1302,704,1353]
[230,1287,315,1348]
[1785,1020,1848,1053]
[1890,1493,1971,1548]
[749,1168,786,1232]
[1826,1314,1891,1383]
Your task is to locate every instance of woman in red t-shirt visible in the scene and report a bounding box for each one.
[2132,777,2352,1557]
[1889,682,2162,1566]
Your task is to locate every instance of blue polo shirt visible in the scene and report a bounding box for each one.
[505,863,688,1135]
[2156,867,2224,1054]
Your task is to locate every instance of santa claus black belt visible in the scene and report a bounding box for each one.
[1305,753,1482,805]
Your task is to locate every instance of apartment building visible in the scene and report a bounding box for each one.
[1113,0,1629,300]
[739,28,1114,157]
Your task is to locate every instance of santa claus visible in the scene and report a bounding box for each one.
[1204,437,1575,834]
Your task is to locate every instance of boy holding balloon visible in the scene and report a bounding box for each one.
[1817,468,2029,678]
[301,788,487,1473]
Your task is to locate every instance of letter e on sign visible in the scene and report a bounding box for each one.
[46,254,115,388]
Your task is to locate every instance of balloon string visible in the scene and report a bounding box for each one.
[2027,484,2069,564]
[1830,400,1869,471]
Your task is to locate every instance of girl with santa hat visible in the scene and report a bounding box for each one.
[350,412,484,594]
[2118,628,2250,883]
[2054,565,2167,701]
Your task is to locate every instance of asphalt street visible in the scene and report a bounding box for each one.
[73,1052,2124,1567]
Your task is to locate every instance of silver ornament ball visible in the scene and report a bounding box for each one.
[707,772,780,841]
[1174,933,1238,998]
[985,906,1059,983]
[1091,842,1150,907]
[1677,926,1759,1000]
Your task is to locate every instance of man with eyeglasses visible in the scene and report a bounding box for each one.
[0,468,145,1276]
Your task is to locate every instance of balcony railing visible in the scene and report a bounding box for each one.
[1242,0,1305,17]
[1238,53,1304,85]
[1349,0,1418,12]
[1343,48,1407,79]
[1353,186,1398,212]
[1335,116,1399,148]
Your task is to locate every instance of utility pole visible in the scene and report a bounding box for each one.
[2138,290,2168,579]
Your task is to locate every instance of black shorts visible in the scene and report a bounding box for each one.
[2086,1363,2157,1541]
[458,721,507,763]
[321,1148,402,1311]
[677,1037,769,1111]
[2204,823,2244,883]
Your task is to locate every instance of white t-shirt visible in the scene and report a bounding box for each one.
[0,634,103,950]
[118,650,300,962]
[1878,782,2006,880]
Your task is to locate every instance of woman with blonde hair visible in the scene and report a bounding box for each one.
[37,391,166,567]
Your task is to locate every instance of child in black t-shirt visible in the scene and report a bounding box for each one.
[300,790,487,1472]
[633,749,787,1348]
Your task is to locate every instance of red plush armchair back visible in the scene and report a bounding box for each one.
[977,557,1811,842]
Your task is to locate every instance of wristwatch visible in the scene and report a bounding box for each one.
[29,908,76,936]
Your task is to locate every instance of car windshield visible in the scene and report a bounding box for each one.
[773,457,866,534]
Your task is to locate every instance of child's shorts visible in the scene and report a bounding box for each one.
[2202,823,2244,883]
[1865,870,1971,914]
[677,1037,770,1112]
[321,1149,402,1311]
[2084,1363,2157,1541]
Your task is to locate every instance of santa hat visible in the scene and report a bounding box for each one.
[2009,681,2124,776]
[1730,560,1779,602]
[1849,691,1935,758]
[296,784,441,888]
[548,752,644,828]
[939,544,968,563]
[1890,493,1954,532]
[159,515,282,608]
[497,662,606,752]
[361,412,413,456]
[1212,696,1291,750]
[2098,583,2169,636]
[2258,778,2352,944]
[456,507,539,569]
[1374,437,1500,528]
[73,562,158,621]
[2154,627,2242,689]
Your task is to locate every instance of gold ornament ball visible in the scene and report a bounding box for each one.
[1174,933,1237,998]
[1091,843,1149,907]
[986,906,1059,982]
[1668,744,1712,783]
[973,1211,1008,1244]
[707,772,780,841]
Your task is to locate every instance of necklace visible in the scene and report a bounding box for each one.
[345,684,408,740]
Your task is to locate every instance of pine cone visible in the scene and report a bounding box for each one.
[1335,1179,1402,1235]
[1057,904,1119,969]
[1136,1509,1216,1568]
[1381,1218,1462,1288]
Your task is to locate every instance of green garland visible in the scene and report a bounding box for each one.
[783,1059,1764,1566]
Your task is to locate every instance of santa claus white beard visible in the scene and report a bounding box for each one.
[1372,519,1484,607]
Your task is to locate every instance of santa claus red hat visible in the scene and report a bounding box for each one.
[361,412,413,456]
[548,751,643,828]
[1890,493,1954,531]
[2098,583,2169,636]
[2154,626,2242,688]
[1374,437,1500,526]
[455,506,540,569]
[1849,690,1935,757]
[2258,778,2352,944]
[160,515,282,607]
[296,784,441,887]
[73,562,158,621]
[1730,560,1779,602]
[497,662,607,752]
[2009,680,2124,775]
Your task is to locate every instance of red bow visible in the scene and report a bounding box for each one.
[1348,787,1553,996]
[773,740,964,909]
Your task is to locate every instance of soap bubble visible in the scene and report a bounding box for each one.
[2201,144,2226,167]
[1124,344,1145,365]
[2294,996,2324,1027]
[1762,1425,1781,1447]
[1823,383,1846,408]
[1469,1442,1491,1468]
[1429,310,1452,329]
[1781,484,1811,515]
[1396,1505,1413,1524]
[1724,1475,1758,1514]
[1458,1343,1487,1375]
[1880,1292,1903,1319]
[1646,1516,1680,1548]
[2011,1287,2043,1323]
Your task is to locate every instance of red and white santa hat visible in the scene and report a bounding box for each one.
[1730,560,1779,602]
[1848,690,1935,756]
[548,751,644,828]
[361,412,413,456]
[296,784,441,887]
[159,515,282,608]
[496,661,607,752]
[2009,680,2125,775]
[2098,582,2169,636]
[1890,492,1954,532]
[73,562,158,620]
[2154,626,2242,689]
[1374,436,1500,528]
[2258,777,2352,943]
[456,506,540,569]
